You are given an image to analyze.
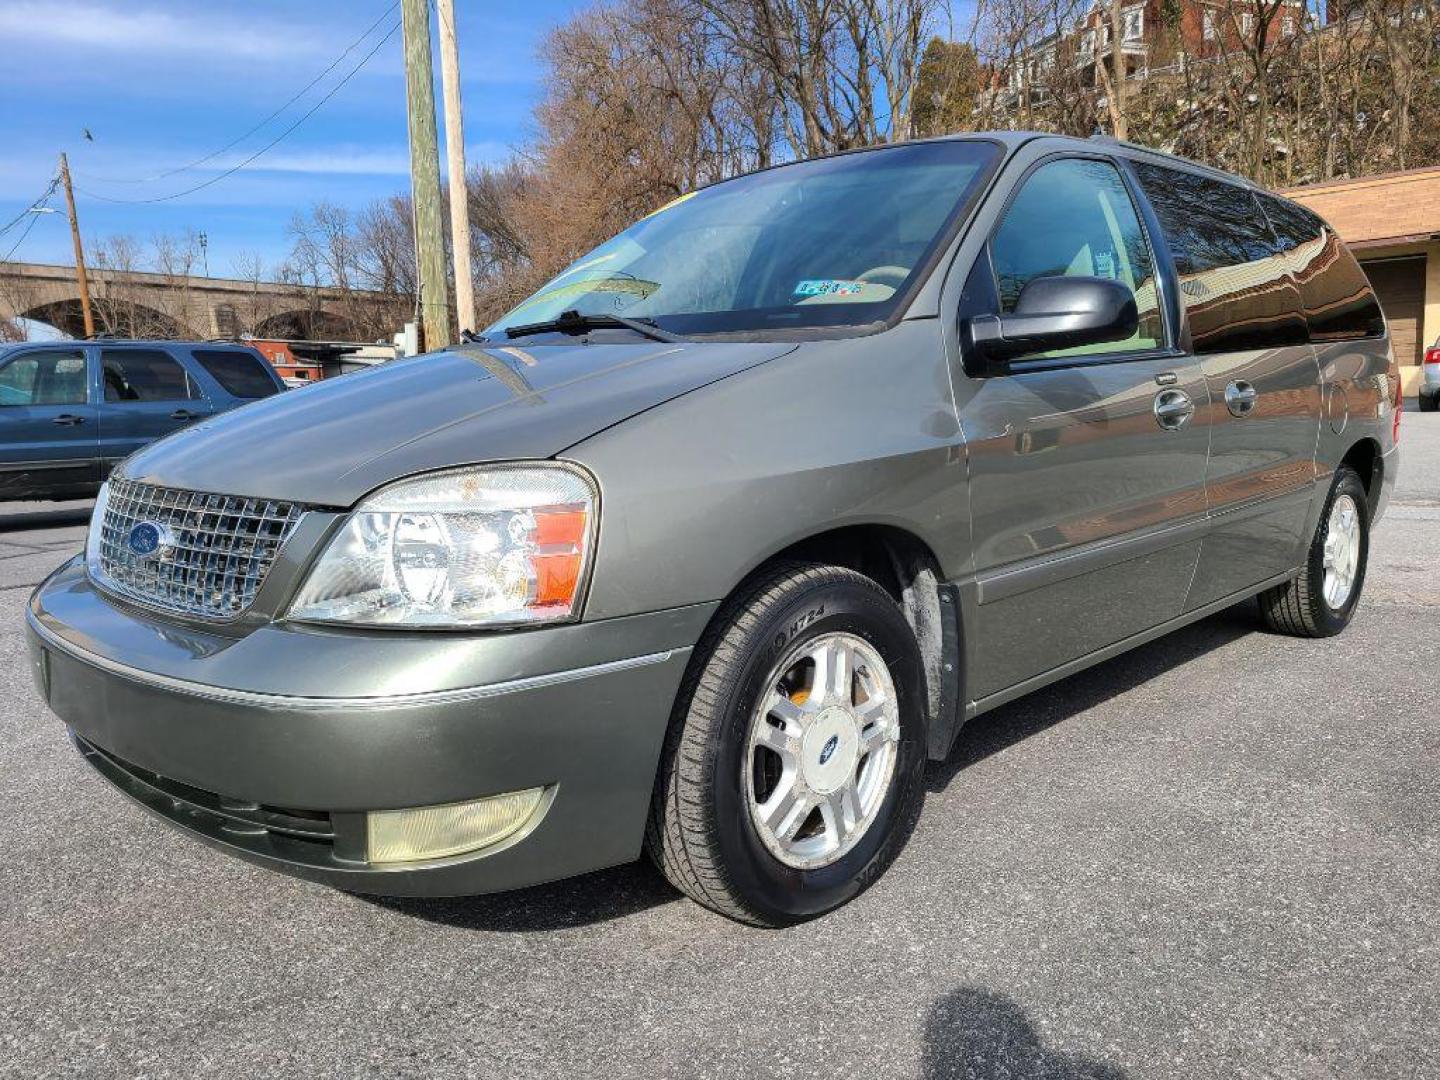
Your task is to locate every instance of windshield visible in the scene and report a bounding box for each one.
[487,140,1000,338]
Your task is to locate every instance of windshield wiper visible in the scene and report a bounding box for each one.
[504,309,683,343]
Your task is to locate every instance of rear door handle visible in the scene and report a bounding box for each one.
[51,413,86,426]
[170,409,200,421]
[1153,388,1195,431]
[1225,380,1258,417]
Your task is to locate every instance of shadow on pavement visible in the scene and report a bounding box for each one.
[364,859,680,932]
[378,606,1260,930]
[923,988,1128,1079]
[930,603,1258,792]
[0,504,94,533]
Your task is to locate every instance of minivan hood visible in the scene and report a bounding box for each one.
[122,339,795,506]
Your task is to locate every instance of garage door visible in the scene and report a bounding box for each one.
[1361,257,1425,367]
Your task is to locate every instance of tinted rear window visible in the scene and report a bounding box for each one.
[191,349,280,399]
[1132,162,1305,353]
[103,349,197,402]
[1257,194,1384,342]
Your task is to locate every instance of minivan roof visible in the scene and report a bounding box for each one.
[921,130,1269,194]
[680,130,1276,205]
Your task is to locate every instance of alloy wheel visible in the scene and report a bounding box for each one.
[744,632,901,870]
[1322,493,1362,610]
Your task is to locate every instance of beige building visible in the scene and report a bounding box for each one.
[1282,166,1440,397]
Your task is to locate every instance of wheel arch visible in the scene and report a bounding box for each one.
[1339,435,1382,516]
[700,523,965,762]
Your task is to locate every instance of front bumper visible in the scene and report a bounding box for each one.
[28,557,710,896]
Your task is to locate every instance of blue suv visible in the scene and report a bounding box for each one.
[0,340,284,501]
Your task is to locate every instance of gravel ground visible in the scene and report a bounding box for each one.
[1,419,1436,1080]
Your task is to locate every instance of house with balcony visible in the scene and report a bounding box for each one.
[998,0,1306,103]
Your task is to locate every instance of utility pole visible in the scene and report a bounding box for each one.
[57,153,95,338]
[436,0,474,336]
[400,0,451,351]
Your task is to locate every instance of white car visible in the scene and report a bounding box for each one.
[1421,338,1440,412]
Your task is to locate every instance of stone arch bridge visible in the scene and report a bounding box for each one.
[0,260,394,341]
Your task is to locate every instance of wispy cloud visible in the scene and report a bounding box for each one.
[0,0,555,271]
[0,2,344,61]
[257,141,513,175]
[248,148,412,176]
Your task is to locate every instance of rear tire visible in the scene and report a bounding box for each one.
[645,561,926,926]
[1258,466,1369,638]
[1420,393,1438,413]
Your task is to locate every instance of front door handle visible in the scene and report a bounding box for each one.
[1154,388,1195,431]
[1225,380,1258,417]
[170,409,200,421]
[51,413,86,426]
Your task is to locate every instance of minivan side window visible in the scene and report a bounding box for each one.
[990,157,1163,359]
[1132,162,1305,353]
[0,349,88,407]
[1257,193,1384,342]
[190,349,280,399]
[103,349,197,402]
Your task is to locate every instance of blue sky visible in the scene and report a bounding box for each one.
[0,0,585,276]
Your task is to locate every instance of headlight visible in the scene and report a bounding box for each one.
[287,464,596,628]
[84,481,111,576]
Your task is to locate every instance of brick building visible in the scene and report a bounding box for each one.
[246,339,324,385]
[1003,0,1306,100]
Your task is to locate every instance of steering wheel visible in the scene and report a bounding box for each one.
[855,265,909,289]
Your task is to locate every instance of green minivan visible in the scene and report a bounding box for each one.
[27,133,1398,924]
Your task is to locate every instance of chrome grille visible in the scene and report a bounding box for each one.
[94,477,307,619]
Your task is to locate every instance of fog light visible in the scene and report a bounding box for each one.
[366,787,546,864]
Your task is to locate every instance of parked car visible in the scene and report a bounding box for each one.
[1420,338,1440,412]
[27,133,1399,925]
[0,340,284,501]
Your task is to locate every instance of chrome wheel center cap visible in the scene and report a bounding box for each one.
[801,706,859,795]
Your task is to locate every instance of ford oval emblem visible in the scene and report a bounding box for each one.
[126,521,172,561]
[818,734,840,765]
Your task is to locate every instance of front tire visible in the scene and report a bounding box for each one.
[646,561,926,926]
[1258,466,1369,637]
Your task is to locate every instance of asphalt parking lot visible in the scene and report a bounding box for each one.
[2,415,1437,1080]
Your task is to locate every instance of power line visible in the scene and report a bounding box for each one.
[76,1,399,186]
[1,194,53,262]
[0,175,60,240]
[76,19,400,206]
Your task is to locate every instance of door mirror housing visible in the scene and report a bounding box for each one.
[964,276,1139,368]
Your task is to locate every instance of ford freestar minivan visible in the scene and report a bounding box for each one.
[27,134,1399,926]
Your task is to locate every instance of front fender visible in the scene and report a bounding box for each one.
[568,320,969,621]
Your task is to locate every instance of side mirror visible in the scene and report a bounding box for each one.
[964,276,1138,368]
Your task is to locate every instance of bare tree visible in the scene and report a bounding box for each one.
[349,0,1440,326]
[89,235,184,338]
[151,229,203,336]
[0,269,44,339]
[284,202,413,339]
[230,251,282,337]
[974,0,1438,184]
[689,0,940,153]
[1092,0,1128,138]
